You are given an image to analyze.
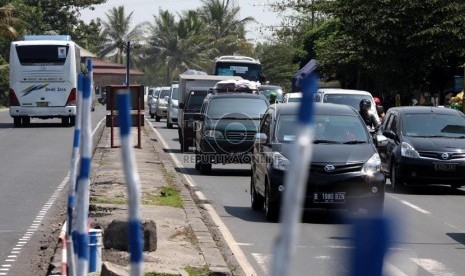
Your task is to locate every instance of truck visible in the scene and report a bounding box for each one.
[177,74,242,152]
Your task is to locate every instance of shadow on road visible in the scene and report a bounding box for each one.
[223,205,351,224]
[387,184,465,196]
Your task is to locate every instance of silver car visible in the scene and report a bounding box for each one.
[155,87,171,122]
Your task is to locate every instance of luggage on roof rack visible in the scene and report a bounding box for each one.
[213,79,259,93]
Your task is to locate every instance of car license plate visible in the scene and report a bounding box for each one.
[37,102,48,107]
[313,192,345,203]
[433,163,457,171]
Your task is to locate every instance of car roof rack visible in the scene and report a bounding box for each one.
[212,79,259,94]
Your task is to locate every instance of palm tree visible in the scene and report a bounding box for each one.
[147,9,213,84]
[0,3,23,39]
[197,0,256,56]
[98,6,146,64]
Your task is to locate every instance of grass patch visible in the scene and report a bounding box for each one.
[144,265,210,276]
[90,196,126,205]
[142,186,183,208]
[185,265,210,276]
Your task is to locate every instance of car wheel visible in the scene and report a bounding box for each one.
[150,114,154,119]
[199,155,212,175]
[390,161,404,191]
[251,177,264,211]
[167,121,173,128]
[13,117,21,127]
[155,115,161,122]
[182,140,190,153]
[265,183,279,222]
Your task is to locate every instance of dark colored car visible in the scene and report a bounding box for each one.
[251,103,385,221]
[194,92,269,174]
[258,85,284,103]
[178,89,210,152]
[377,106,465,190]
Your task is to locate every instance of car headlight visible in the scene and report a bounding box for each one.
[361,153,381,176]
[401,142,420,158]
[272,152,290,171]
[204,130,224,139]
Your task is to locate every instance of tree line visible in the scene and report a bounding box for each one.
[2,0,465,107]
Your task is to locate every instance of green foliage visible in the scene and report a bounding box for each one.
[256,40,299,92]
[0,56,8,107]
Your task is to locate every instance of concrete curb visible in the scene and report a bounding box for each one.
[144,119,232,275]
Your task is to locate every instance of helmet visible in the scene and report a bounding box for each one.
[269,92,277,103]
[373,97,381,105]
[359,99,371,111]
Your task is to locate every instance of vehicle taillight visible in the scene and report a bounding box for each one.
[9,89,20,106]
[66,88,76,106]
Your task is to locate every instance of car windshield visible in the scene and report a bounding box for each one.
[403,113,465,137]
[207,97,268,119]
[323,94,372,110]
[171,87,179,100]
[159,89,170,99]
[186,90,208,111]
[276,114,369,143]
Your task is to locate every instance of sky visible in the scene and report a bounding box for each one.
[79,0,286,43]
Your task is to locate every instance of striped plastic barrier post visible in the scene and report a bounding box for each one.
[350,216,391,276]
[74,73,93,276]
[117,87,143,276]
[271,71,318,276]
[66,73,83,276]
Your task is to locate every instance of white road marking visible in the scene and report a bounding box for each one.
[411,258,455,276]
[149,121,258,276]
[388,195,431,214]
[383,261,410,276]
[251,253,270,274]
[0,121,104,275]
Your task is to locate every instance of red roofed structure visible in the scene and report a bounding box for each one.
[92,59,144,89]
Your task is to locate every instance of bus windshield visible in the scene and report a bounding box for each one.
[214,62,262,82]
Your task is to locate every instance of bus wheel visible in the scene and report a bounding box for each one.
[61,117,70,126]
[22,116,30,126]
[13,117,21,127]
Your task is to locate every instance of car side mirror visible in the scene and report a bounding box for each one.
[382,130,397,140]
[179,103,185,109]
[376,134,388,147]
[254,133,268,144]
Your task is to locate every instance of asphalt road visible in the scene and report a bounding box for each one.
[0,106,106,275]
[150,115,465,276]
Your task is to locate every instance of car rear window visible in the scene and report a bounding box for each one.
[322,94,372,111]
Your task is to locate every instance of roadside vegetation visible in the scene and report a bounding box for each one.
[1,0,465,107]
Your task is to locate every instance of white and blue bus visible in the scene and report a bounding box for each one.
[9,35,80,127]
[212,55,264,82]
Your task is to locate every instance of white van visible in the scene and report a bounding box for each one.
[313,88,380,121]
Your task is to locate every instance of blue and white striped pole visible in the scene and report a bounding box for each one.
[117,88,143,276]
[74,72,93,275]
[270,71,319,276]
[66,73,84,276]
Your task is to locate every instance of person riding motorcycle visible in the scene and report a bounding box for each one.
[359,99,381,132]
